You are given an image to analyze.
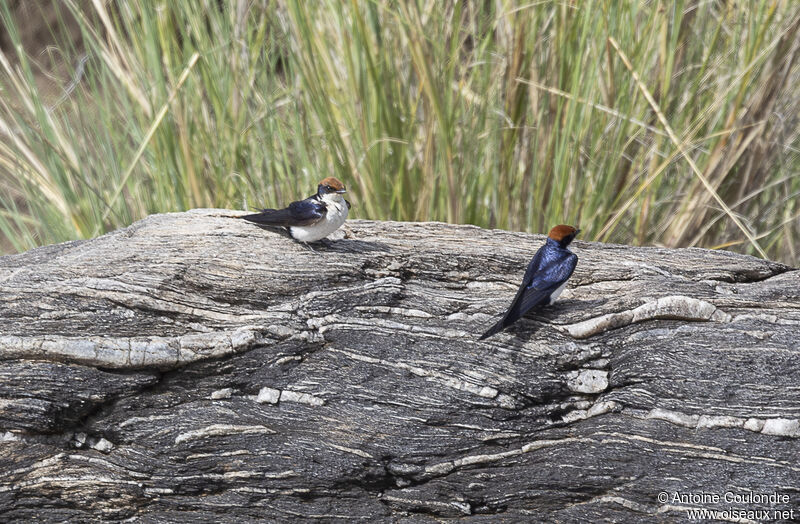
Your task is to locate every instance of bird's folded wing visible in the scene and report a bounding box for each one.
[516,283,562,316]
[514,253,578,316]
[242,199,326,227]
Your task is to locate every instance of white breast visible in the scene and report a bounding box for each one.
[289,197,348,242]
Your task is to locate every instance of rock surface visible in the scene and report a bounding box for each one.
[1,209,798,522]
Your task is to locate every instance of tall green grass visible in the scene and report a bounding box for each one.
[0,1,798,263]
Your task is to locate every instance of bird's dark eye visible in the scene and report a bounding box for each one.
[325,185,333,191]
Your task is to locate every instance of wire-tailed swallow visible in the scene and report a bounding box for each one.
[242,177,351,243]
[480,225,580,340]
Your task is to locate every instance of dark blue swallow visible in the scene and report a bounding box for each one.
[241,177,351,243]
[480,225,580,340]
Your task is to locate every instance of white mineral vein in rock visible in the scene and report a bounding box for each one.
[279,390,326,406]
[565,296,731,339]
[0,327,257,369]
[566,369,609,394]
[255,387,281,404]
[174,424,275,444]
[210,388,234,399]
[643,408,800,438]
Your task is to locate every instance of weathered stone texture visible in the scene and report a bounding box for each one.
[1,209,798,522]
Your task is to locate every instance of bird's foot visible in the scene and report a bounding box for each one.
[302,242,320,255]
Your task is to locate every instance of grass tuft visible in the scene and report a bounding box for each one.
[0,1,798,264]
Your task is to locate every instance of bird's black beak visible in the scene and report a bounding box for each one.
[336,188,347,194]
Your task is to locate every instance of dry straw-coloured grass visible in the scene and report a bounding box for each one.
[0,1,798,263]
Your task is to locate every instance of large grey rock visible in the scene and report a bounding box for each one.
[0,209,798,522]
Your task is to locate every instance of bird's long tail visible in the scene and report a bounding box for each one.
[240,209,279,224]
[479,318,506,340]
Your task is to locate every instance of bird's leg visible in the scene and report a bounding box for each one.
[302,242,320,255]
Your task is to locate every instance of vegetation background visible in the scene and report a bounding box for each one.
[1,0,798,264]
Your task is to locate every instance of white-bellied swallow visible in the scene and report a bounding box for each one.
[480,225,580,340]
[242,177,351,243]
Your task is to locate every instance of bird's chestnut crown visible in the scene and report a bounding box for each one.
[548,225,580,246]
[318,177,347,195]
